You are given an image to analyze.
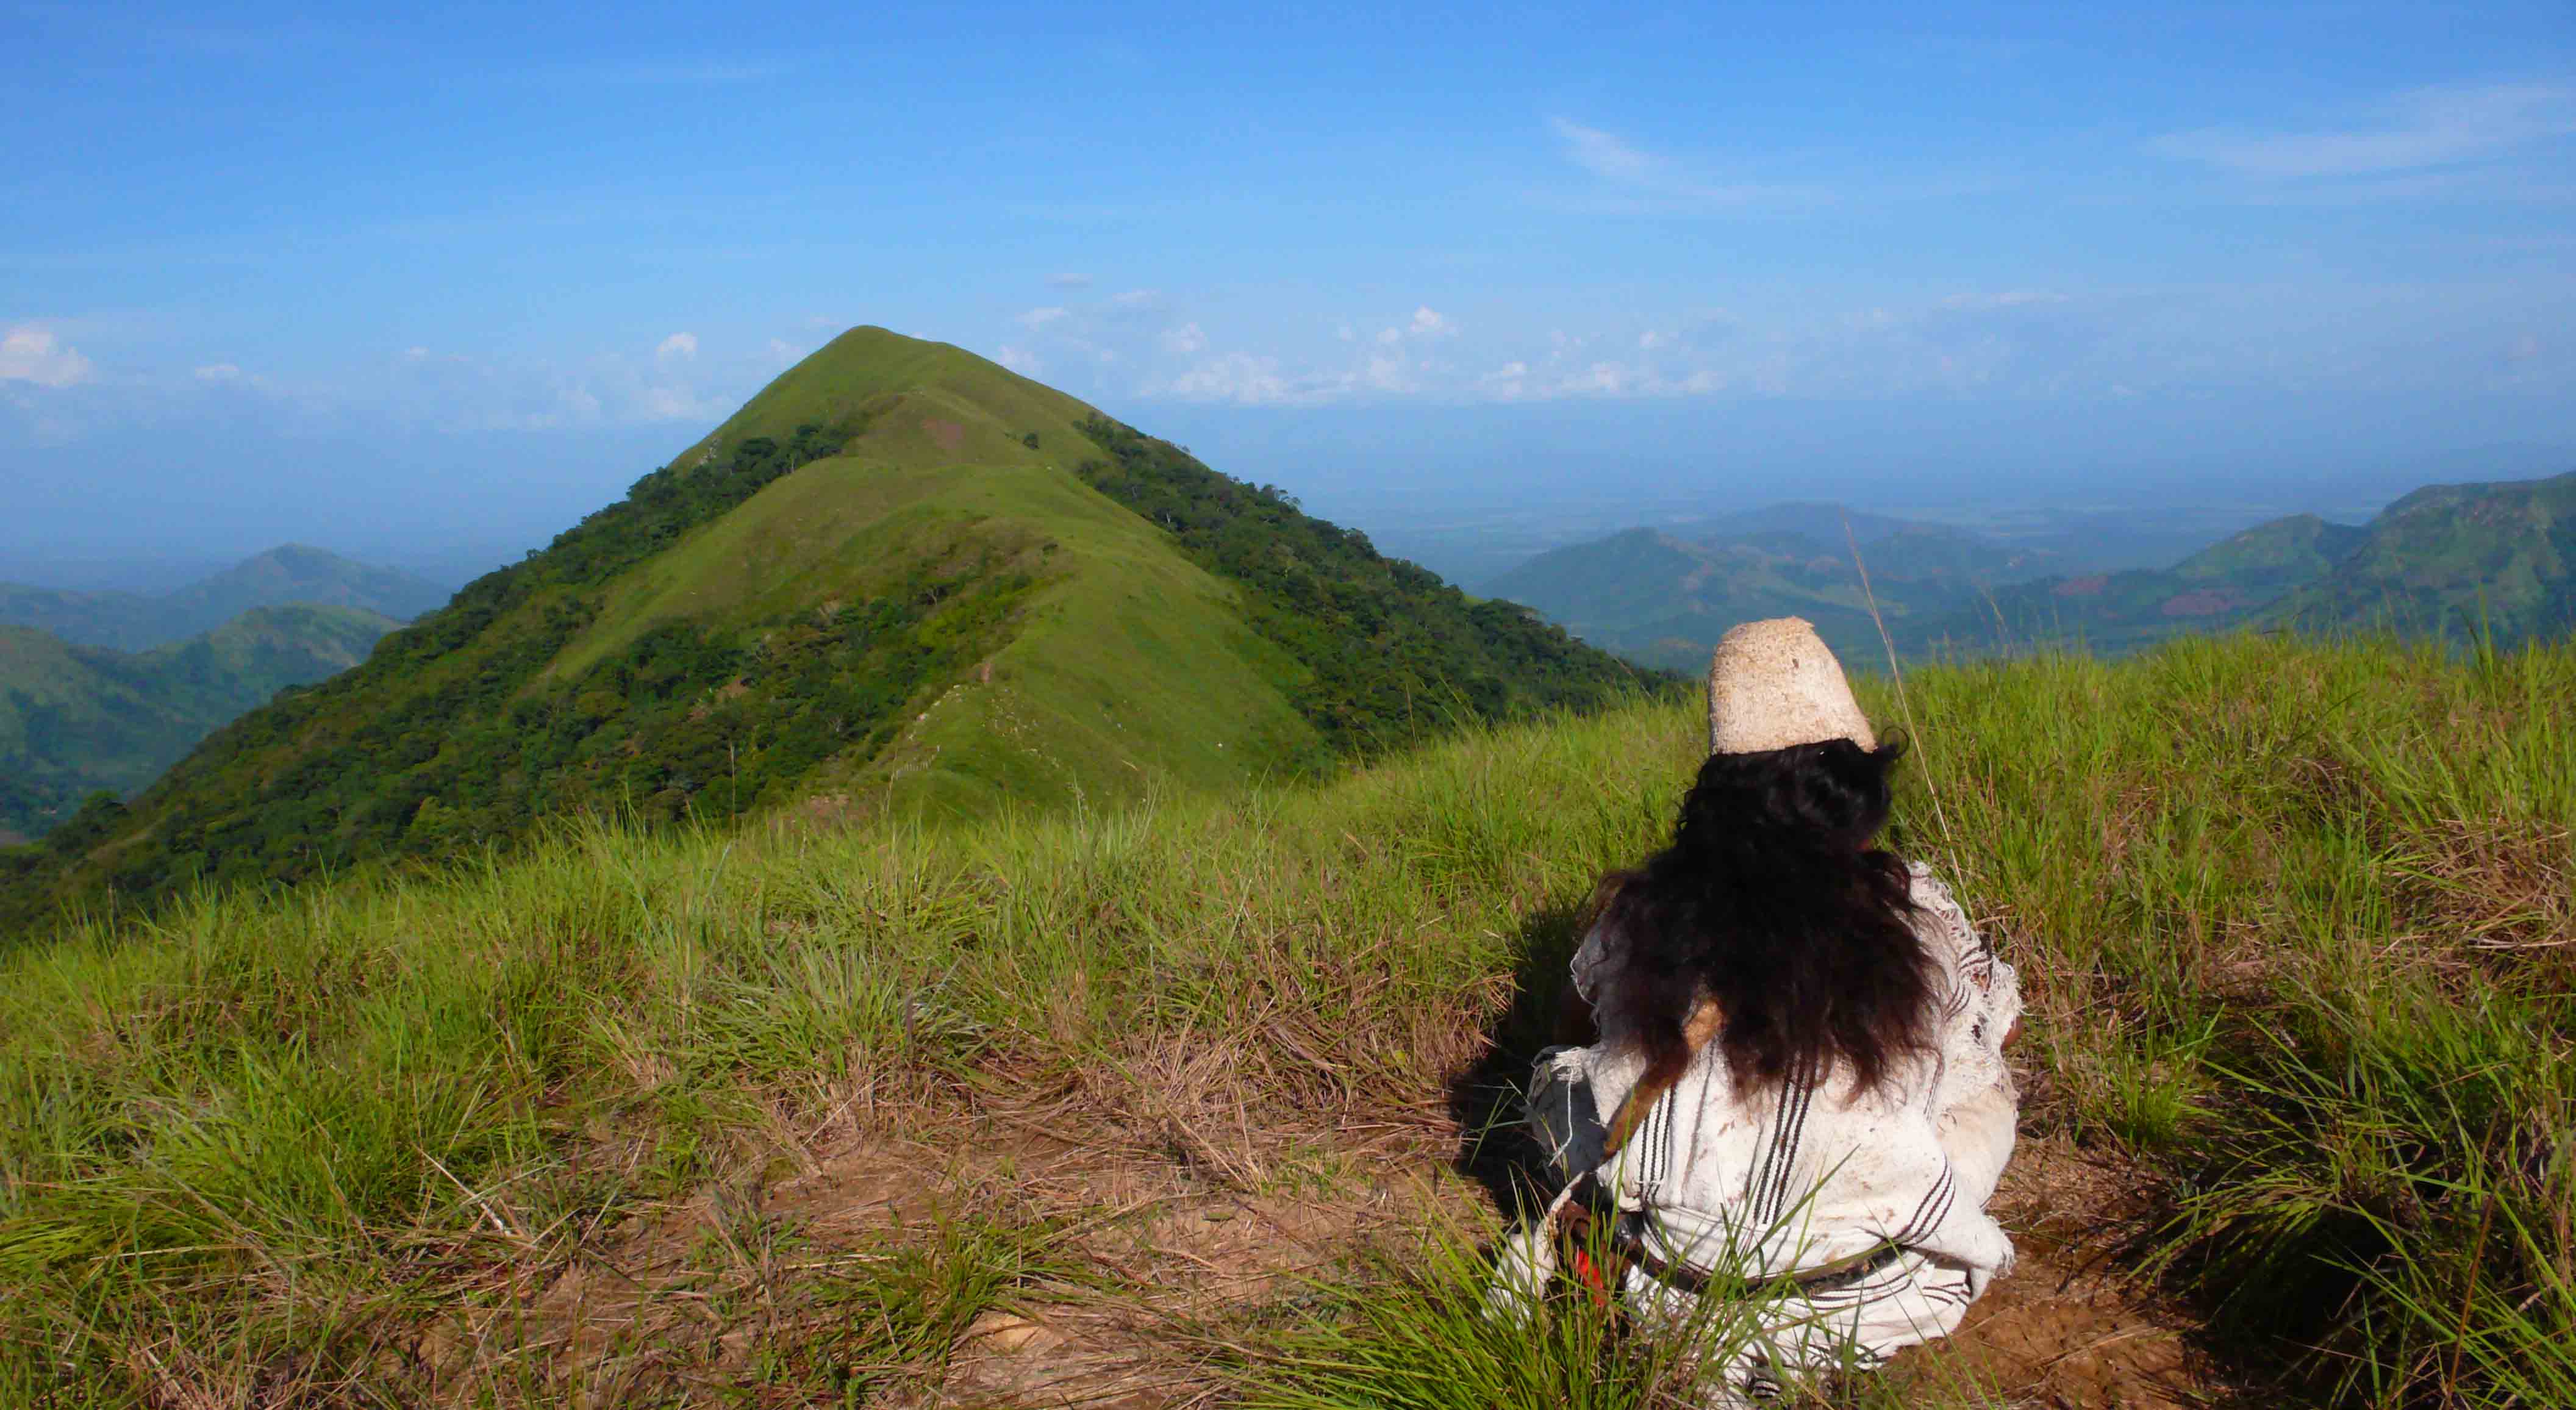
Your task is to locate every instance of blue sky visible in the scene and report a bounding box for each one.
[4,1,2572,573]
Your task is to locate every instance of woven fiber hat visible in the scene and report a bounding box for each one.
[1706,617,1877,755]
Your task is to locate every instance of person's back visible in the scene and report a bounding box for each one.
[1492,617,2021,1405]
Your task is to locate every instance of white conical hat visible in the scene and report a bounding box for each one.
[1706,617,1877,755]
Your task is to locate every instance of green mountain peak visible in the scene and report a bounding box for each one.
[672,326,1096,473]
[2170,512,2367,595]
[4,331,1647,936]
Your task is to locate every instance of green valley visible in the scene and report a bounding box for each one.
[0,327,1648,936]
[0,604,396,843]
[1484,512,2061,671]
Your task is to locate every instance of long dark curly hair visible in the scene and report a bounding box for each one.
[1594,737,1934,1098]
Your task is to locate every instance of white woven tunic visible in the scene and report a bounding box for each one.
[1502,862,2022,1388]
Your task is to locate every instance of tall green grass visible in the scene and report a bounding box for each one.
[1,633,2567,1406]
[1897,635,2573,1405]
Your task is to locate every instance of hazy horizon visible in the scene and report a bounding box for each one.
[2,416,2567,592]
[2,384,2565,595]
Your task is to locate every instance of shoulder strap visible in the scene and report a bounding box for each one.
[1598,995,1725,1159]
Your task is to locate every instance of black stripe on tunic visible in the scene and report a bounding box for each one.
[1761,1054,1820,1224]
[1897,1165,1955,1245]
[1797,1263,1925,1308]
[1644,1090,1669,1194]
[1745,1064,1798,1211]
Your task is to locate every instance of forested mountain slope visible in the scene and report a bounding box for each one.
[1,327,1647,934]
[1924,470,2576,656]
[0,604,396,843]
[2263,470,2576,642]
[1926,514,2367,657]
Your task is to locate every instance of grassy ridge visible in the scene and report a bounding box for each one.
[2,634,2567,1405]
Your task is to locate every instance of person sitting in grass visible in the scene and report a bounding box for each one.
[1492,616,2022,1404]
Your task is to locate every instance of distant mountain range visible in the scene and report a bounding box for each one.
[0,604,398,844]
[1489,470,2576,670]
[1928,471,2576,655]
[3,327,1648,931]
[1484,501,2067,671]
[0,545,451,652]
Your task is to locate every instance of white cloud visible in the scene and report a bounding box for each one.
[373,338,739,431]
[1157,351,1297,404]
[2153,83,2576,177]
[2,326,859,442]
[1046,272,1094,288]
[1018,306,1069,328]
[996,344,1042,374]
[1361,351,1414,393]
[1939,290,2066,310]
[1001,279,2197,410]
[1362,302,1451,348]
[642,385,701,419]
[1150,349,1389,406]
[0,325,93,387]
[1479,360,1534,399]
[1556,362,1635,395]
[1145,285,2145,406]
[1547,118,1817,211]
[1553,118,1655,182]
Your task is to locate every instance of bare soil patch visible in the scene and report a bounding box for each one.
[1934,1134,2217,1409]
[393,1080,2219,1409]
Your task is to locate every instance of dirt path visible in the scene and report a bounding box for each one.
[418,1087,2220,1409]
